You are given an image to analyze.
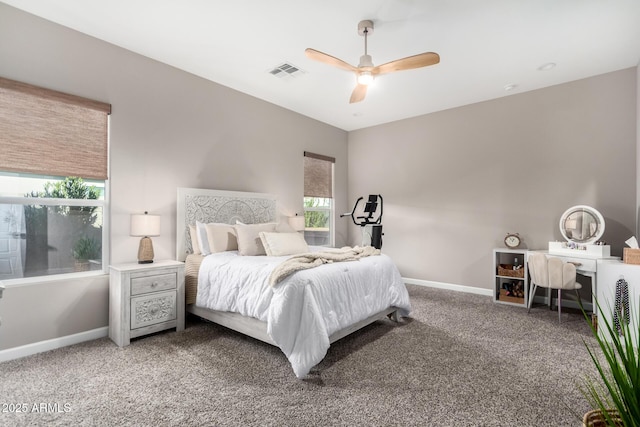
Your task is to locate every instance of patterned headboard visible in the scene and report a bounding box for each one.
[176,188,277,261]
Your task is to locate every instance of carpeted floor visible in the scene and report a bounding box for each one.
[0,285,599,426]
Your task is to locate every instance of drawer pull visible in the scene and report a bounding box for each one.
[130,273,177,296]
[569,261,582,267]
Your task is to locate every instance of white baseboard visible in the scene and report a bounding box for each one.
[403,277,493,297]
[0,327,108,363]
[403,277,594,312]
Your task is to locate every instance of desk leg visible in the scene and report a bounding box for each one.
[590,272,596,313]
[580,271,596,313]
[577,270,597,330]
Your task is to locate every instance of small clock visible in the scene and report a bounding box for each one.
[504,233,521,248]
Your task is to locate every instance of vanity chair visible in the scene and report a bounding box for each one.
[527,252,583,323]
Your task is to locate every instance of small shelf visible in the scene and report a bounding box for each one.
[493,248,528,307]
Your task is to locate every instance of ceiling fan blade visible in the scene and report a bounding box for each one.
[349,84,368,104]
[373,52,440,75]
[305,48,357,72]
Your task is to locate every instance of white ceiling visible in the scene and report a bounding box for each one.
[3,0,640,131]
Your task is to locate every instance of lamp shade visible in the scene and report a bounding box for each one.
[130,212,161,237]
[288,215,305,232]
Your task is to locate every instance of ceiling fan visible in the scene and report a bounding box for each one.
[305,20,440,103]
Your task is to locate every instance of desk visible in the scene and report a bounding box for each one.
[529,250,620,312]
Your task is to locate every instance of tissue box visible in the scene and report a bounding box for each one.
[623,248,640,265]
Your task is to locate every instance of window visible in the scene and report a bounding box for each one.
[303,151,335,247]
[0,175,105,280]
[0,77,110,282]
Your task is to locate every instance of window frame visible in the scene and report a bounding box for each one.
[0,181,109,287]
[303,197,335,248]
[303,151,335,247]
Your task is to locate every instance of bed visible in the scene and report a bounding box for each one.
[176,187,411,378]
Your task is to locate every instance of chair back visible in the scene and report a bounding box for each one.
[528,253,549,287]
[528,253,577,290]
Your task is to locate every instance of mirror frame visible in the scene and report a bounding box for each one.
[559,205,605,245]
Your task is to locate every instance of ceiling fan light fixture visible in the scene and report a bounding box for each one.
[357,71,374,85]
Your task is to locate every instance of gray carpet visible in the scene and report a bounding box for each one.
[0,285,599,426]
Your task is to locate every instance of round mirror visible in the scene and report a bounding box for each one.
[559,205,605,244]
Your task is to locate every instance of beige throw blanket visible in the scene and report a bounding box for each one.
[269,245,381,286]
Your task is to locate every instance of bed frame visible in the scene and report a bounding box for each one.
[176,187,400,348]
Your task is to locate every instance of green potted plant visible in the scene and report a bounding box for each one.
[581,300,640,426]
[72,236,101,271]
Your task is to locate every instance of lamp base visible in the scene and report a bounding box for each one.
[137,236,155,264]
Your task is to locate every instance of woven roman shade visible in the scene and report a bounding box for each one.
[304,151,335,199]
[0,77,111,180]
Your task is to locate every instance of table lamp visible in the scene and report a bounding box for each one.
[130,212,160,263]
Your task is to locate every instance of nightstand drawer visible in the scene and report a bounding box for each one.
[130,290,176,329]
[131,272,177,296]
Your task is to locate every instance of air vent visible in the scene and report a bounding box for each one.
[269,63,304,80]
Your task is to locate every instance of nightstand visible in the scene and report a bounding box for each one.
[109,260,185,347]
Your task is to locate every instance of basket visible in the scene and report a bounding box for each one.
[582,409,623,427]
[623,248,640,265]
[497,264,525,278]
[499,289,524,304]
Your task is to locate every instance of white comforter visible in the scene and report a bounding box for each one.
[196,248,411,378]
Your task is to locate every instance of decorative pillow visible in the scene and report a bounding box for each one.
[234,222,277,256]
[189,224,201,255]
[196,221,211,256]
[237,219,293,233]
[259,232,309,257]
[205,223,238,253]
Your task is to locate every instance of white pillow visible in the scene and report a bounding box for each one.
[196,221,211,255]
[234,223,277,256]
[259,232,309,257]
[189,224,201,255]
[237,219,294,233]
[205,223,238,253]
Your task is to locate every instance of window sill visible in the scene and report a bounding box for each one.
[0,270,108,288]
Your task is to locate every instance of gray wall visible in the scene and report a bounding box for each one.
[348,68,637,289]
[0,4,348,351]
[0,2,637,353]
